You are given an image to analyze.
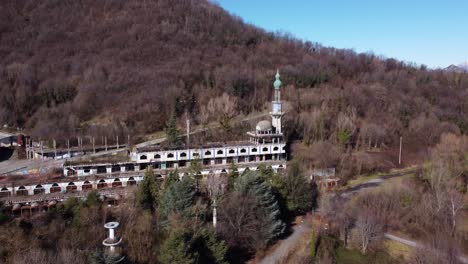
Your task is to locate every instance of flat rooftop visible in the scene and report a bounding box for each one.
[137,140,256,152]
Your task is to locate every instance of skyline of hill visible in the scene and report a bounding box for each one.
[0,0,467,146]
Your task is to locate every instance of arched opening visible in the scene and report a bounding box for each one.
[167,153,174,158]
[205,150,212,156]
[66,169,76,176]
[50,183,61,193]
[180,152,187,158]
[273,147,279,151]
[217,150,224,155]
[33,184,45,195]
[66,182,77,193]
[154,154,161,159]
[127,177,137,186]
[277,164,285,173]
[112,178,122,188]
[262,147,269,152]
[140,155,148,160]
[0,187,11,197]
[82,180,92,191]
[240,148,246,153]
[16,186,28,196]
[229,149,235,154]
[97,179,108,189]
[251,148,258,153]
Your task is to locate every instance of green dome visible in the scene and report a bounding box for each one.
[274,70,282,90]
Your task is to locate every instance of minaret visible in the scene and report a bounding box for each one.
[271,70,285,134]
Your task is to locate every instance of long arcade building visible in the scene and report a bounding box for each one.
[0,71,288,202]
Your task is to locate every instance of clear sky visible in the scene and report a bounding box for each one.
[214,0,468,68]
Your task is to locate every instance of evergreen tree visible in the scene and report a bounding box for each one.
[160,177,196,218]
[164,170,180,189]
[188,158,203,190]
[159,229,198,264]
[193,229,228,264]
[227,162,239,191]
[137,168,160,210]
[280,161,317,214]
[165,114,180,147]
[257,164,275,182]
[234,171,285,242]
[159,228,228,264]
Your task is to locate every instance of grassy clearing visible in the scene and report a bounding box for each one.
[342,165,419,189]
[384,239,413,260]
[336,245,398,264]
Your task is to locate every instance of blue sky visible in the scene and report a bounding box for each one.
[214,0,468,68]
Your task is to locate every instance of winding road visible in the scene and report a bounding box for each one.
[258,167,467,264]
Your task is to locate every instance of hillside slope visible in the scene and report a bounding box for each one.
[1,0,467,145]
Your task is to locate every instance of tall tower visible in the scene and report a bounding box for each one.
[271,70,285,134]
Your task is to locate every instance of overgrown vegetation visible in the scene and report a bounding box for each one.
[0,163,318,264]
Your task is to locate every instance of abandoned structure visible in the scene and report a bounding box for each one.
[0,71,288,203]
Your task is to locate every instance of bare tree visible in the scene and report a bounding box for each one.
[354,209,383,254]
[206,173,227,228]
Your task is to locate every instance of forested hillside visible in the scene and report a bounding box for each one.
[1,0,467,145]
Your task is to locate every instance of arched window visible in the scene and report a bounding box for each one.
[205,151,212,155]
[154,154,161,159]
[217,150,223,155]
[35,184,43,189]
[68,182,75,186]
[50,183,61,193]
[273,147,279,151]
[18,186,26,190]
[251,148,257,153]
[180,152,187,157]
[82,181,92,191]
[240,148,246,153]
[263,147,268,152]
[1,187,8,191]
[140,155,147,160]
[114,178,121,182]
[167,153,174,158]
[229,149,235,154]
[128,177,137,186]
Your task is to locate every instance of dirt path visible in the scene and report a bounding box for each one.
[259,222,311,264]
[259,168,417,263]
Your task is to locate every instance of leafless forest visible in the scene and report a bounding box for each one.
[1,0,467,145]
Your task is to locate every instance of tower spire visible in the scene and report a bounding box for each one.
[271,70,285,134]
[274,70,282,90]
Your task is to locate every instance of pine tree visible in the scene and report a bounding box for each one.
[280,161,317,214]
[227,162,239,191]
[165,114,179,147]
[160,176,196,218]
[234,171,285,243]
[137,168,160,210]
[159,229,198,264]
